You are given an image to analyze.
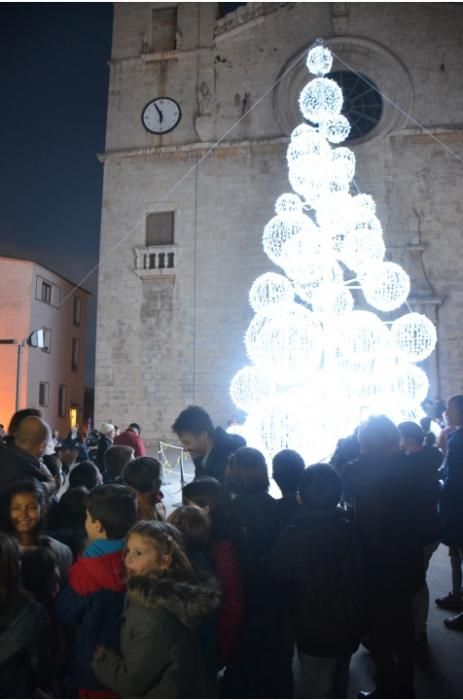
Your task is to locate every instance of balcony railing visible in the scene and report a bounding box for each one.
[134,245,176,278]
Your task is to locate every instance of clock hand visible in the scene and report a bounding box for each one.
[154,104,164,123]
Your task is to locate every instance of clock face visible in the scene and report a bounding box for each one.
[142,97,181,134]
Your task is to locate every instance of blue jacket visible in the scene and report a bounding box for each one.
[55,541,126,691]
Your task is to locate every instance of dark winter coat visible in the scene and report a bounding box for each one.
[193,427,245,483]
[0,441,48,489]
[275,494,303,534]
[440,428,463,547]
[92,572,221,698]
[230,492,279,612]
[270,509,366,657]
[0,592,48,698]
[342,451,424,602]
[94,434,113,472]
[406,446,442,545]
[55,548,126,691]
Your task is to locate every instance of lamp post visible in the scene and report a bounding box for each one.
[0,329,45,411]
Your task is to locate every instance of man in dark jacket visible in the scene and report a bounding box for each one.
[172,405,245,483]
[271,463,366,699]
[0,416,55,493]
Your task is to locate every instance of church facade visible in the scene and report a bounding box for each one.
[95,2,463,450]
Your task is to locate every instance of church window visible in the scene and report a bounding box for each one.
[325,71,383,141]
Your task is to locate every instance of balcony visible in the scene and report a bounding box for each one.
[133,245,176,279]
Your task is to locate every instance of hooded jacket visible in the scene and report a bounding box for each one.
[93,572,221,698]
[56,547,126,690]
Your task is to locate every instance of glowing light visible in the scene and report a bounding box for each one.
[299,78,343,123]
[390,364,430,408]
[229,366,275,412]
[306,45,333,76]
[249,272,295,312]
[390,313,437,362]
[322,115,351,143]
[275,193,304,215]
[362,262,411,312]
[246,306,324,386]
[262,214,318,266]
[229,42,437,465]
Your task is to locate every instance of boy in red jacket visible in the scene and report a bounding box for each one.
[56,485,136,698]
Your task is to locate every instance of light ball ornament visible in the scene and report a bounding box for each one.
[390,364,430,408]
[306,45,333,76]
[279,229,327,283]
[299,78,343,123]
[331,147,356,183]
[229,366,275,412]
[328,310,391,370]
[390,312,437,362]
[311,283,354,316]
[275,193,304,215]
[249,272,295,312]
[262,213,317,266]
[292,259,343,302]
[361,262,411,312]
[321,115,351,144]
[340,230,385,272]
[247,307,324,385]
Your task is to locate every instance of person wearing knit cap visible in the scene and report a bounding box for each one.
[94,423,115,472]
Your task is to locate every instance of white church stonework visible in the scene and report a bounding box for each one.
[96,2,463,451]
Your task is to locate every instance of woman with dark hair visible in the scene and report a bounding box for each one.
[1,479,72,585]
[122,457,166,521]
[224,447,279,697]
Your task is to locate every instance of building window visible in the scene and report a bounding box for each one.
[58,385,66,417]
[325,71,383,141]
[71,338,80,372]
[69,406,78,429]
[41,281,52,304]
[73,297,81,327]
[41,328,52,353]
[151,7,177,52]
[39,382,49,407]
[146,211,174,247]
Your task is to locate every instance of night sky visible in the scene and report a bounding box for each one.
[0,3,114,383]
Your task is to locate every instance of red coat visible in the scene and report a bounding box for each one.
[209,540,244,664]
[113,430,146,458]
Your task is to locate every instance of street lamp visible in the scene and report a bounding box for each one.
[0,329,46,411]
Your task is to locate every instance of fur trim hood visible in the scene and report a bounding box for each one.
[127,571,221,629]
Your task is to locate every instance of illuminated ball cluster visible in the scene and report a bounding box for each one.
[229,43,437,465]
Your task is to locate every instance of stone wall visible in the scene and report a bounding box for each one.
[96,2,463,449]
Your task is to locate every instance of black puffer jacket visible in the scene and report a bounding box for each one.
[93,572,221,698]
[270,509,366,657]
[0,441,46,489]
[194,427,245,483]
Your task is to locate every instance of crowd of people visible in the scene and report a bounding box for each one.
[0,396,462,699]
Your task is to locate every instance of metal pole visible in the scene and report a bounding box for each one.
[179,448,185,490]
[15,342,24,412]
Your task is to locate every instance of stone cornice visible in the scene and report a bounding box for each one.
[97,136,289,163]
[214,3,294,42]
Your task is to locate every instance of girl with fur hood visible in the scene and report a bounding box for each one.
[92,520,221,698]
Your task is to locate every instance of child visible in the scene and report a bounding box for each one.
[272,449,304,532]
[182,478,244,667]
[0,532,48,697]
[48,486,89,559]
[3,478,72,585]
[122,456,166,521]
[56,484,137,698]
[92,520,220,698]
[271,464,366,699]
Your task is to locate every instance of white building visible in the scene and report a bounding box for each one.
[96,3,463,451]
[0,256,89,433]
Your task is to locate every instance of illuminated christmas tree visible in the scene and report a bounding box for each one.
[229,42,437,464]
